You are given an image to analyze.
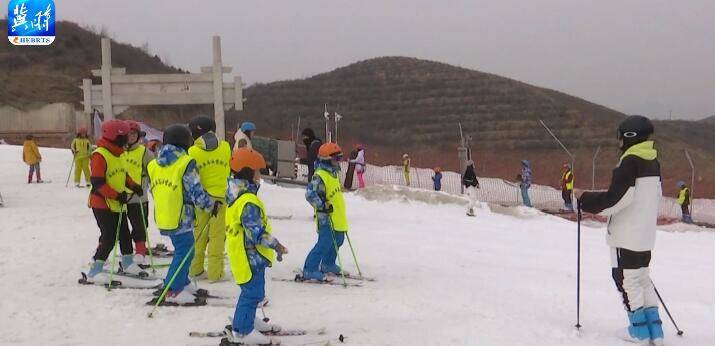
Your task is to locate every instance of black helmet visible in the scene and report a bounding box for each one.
[617,115,654,150]
[188,115,216,140]
[163,124,193,151]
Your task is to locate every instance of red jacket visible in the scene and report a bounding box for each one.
[89,139,139,210]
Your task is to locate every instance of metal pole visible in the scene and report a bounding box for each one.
[212,36,226,140]
[592,145,601,190]
[324,104,330,142]
[539,120,576,195]
[684,150,695,217]
[334,111,342,143]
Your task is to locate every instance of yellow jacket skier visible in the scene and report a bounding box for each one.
[71,127,92,187]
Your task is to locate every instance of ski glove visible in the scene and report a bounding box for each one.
[129,184,144,197]
[274,242,288,262]
[211,200,223,217]
[317,204,333,214]
[116,192,129,204]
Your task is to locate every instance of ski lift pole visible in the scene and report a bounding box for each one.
[592,145,601,190]
[334,111,342,143]
[324,104,330,142]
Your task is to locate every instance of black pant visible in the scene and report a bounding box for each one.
[126,202,148,243]
[562,189,572,205]
[92,208,133,261]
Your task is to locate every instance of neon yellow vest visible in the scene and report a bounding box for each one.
[72,137,92,159]
[677,187,689,206]
[94,147,128,212]
[316,169,348,232]
[562,170,574,190]
[226,192,275,285]
[121,145,146,187]
[147,155,193,230]
[188,140,231,200]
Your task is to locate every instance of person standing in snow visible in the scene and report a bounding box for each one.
[675,180,693,224]
[350,144,367,189]
[432,167,443,191]
[22,134,43,183]
[70,128,92,187]
[84,120,146,283]
[233,121,256,150]
[402,153,411,186]
[578,115,664,346]
[462,160,480,216]
[147,124,220,305]
[122,121,154,264]
[519,160,533,207]
[223,147,288,345]
[299,128,323,182]
[302,142,349,281]
[561,163,575,211]
[188,115,232,282]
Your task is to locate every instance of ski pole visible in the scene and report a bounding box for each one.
[65,156,75,187]
[575,206,582,330]
[107,208,125,291]
[329,228,348,288]
[148,219,211,318]
[344,233,362,277]
[652,280,684,336]
[137,201,156,274]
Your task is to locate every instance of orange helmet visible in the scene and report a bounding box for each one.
[318,142,343,159]
[230,148,266,172]
[434,167,442,173]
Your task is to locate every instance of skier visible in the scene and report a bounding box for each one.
[147,124,220,304]
[561,163,575,211]
[22,134,43,183]
[676,180,693,224]
[350,144,366,189]
[519,160,533,207]
[578,115,664,346]
[224,147,288,345]
[84,120,146,283]
[122,120,154,264]
[188,115,232,282]
[463,160,480,216]
[302,142,349,281]
[432,167,443,191]
[299,128,322,181]
[233,121,256,150]
[71,127,92,187]
[402,153,411,186]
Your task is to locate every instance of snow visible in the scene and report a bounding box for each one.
[1,144,714,346]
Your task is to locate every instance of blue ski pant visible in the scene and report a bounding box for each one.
[165,231,194,292]
[520,184,532,207]
[303,224,345,273]
[233,267,266,334]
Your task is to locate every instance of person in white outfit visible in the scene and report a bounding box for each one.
[233,122,255,150]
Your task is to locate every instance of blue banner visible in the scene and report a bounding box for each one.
[7,0,55,46]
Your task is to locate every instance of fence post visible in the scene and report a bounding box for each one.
[592,145,601,190]
[684,150,696,218]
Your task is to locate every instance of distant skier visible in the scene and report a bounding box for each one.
[302,142,349,281]
[233,121,256,150]
[350,144,367,189]
[676,180,693,224]
[432,167,443,191]
[22,134,43,183]
[70,127,92,187]
[518,160,533,207]
[84,120,146,283]
[578,115,664,346]
[147,124,219,305]
[188,115,232,282]
[121,121,154,264]
[300,128,323,181]
[402,153,411,186]
[561,163,574,211]
[224,147,288,345]
[463,160,481,216]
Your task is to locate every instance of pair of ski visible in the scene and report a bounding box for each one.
[78,272,162,289]
[193,325,338,346]
[293,268,376,282]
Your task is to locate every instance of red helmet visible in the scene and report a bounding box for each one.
[101,120,129,141]
[126,120,141,133]
[78,127,87,135]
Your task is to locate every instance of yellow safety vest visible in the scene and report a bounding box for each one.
[71,137,92,159]
[147,155,193,230]
[94,147,128,212]
[677,187,689,206]
[121,145,146,186]
[315,169,349,232]
[562,170,574,190]
[226,192,275,285]
[188,140,231,200]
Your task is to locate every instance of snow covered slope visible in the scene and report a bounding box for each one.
[1,144,714,346]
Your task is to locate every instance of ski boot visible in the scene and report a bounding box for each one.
[254,318,281,333]
[644,307,665,346]
[222,325,274,345]
[616,308,650,345]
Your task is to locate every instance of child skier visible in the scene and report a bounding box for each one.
[578,115,664,346]
[302,142,349,281]
[122,120,154,264]
[676,180,693,224]
[350,144,366,189]
[462,160,480,216]
[402,153,411,186]
[519,160,533,207]
[223,147,288,345]
[561,163,574,211]
[147,124,220,305]
[84,120,146,283]
[432,167,442,191]
[22,134,43,183]
[188,115,232,282]
[71,127,92,187]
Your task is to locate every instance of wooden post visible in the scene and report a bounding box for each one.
[100,38,114,120]
[212,36,226,140]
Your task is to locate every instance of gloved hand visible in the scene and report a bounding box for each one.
[211,200,223,217]
[318,203,334,214]
[129,184,143,197]
[275,242,288,262]
[116,192,129,204]
[476,182,481,189]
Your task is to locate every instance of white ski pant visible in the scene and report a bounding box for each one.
[466,186,478,211]
[610,247,659,312]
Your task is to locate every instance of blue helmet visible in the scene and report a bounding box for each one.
[677,180,686,188]
[521,160,530,167]
[240,122,256,133]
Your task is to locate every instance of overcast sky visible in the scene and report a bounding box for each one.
[23,1,715,119]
